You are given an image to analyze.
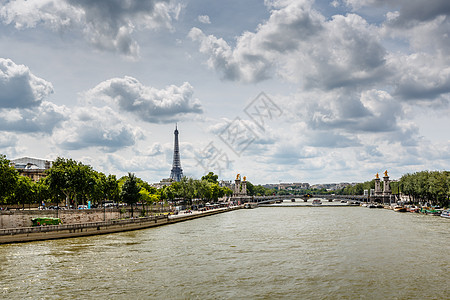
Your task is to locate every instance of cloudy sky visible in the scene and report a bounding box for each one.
[0,0,449,185]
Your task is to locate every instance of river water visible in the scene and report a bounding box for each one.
[1,205,449,299]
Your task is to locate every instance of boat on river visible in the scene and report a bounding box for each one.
[312,199,322,206]
[421,207,442,216]
[393,206,407,212]
[440,210,450,218]
[407,205,420,213]
[244,203,258,209]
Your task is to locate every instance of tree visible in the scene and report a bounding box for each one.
[195,180,210,201]
[87,171,106,206]
[12,176,35,209]
[180,177,194,203]
[222,187,233,198]
[210,183,221,201]
[45,157,95,207]
[0,154,18,203]
[35,179,51,207]
[201,172,218,184]
[164,184,175,201]
[120,173,141,217]
[104,174,120,204]
[246,181,255,196]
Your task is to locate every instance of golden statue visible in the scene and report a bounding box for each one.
[384,170,388,177]
[375,173,379,179]
[236,174,240,180]
[243,176,246,181]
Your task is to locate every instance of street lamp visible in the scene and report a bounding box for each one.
[104,194,107,222]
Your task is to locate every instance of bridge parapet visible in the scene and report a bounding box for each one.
[302,194,368,201]
[231,194,370,204]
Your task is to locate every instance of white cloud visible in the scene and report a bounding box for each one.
[368,0,450,26]
[84,76,203,123]
[198,15,211,24]
[0,101,66,134]
[105,149,174,175]
[209,117,277,146]
[388,52,450,103]
[330,0,340,8]
[0,132,21,158]
[53,105,143,152]
[0,0,181,59]
[0,58,53,109]
[134,143,164,157]
[0,0,83,30]
[189,1,388,89]
[288,88,402,135]
[0,58,65,135]
[188,0,447,107]
[0,133,17,148]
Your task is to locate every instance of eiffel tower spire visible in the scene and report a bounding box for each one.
[170,124,183,182]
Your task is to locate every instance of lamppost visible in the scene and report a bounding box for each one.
[104,194,107,222]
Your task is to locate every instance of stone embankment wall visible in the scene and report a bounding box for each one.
[0,207,241,244]
[0,215,170,244]
[0,209,125,229]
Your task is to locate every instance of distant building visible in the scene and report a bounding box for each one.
[10,157,52,182]
[311,182,355,191]
[219,180,232,188]
[277,182,310,190]
[262,183,279,189]
[151,178,174,189]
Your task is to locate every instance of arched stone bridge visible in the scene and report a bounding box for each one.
[231,194,368,205]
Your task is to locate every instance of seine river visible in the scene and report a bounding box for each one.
[1,204,449,299]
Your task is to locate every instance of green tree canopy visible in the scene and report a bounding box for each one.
[104,174,120,203]
[201,172,218,184]
[120,173,141,206]
[0,154,18,202]
[44,157,96,206]
[12,176,35,208]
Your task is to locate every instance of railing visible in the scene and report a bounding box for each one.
[0,215,168,236]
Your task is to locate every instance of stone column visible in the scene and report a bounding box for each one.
[241,180,247,196]
[374,177,382,196]
[235,179,241,195]
[383,176,391,195]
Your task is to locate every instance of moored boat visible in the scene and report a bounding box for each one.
[393,206,407,212]
[244,203,258,209]
[312,199,322,206]
[407,205,420,213]
[440,210,450,218]
[421,207,442,216]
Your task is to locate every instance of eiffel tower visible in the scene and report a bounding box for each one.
[170,124,183,182]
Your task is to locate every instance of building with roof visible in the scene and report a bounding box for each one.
[10,157,52,182]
